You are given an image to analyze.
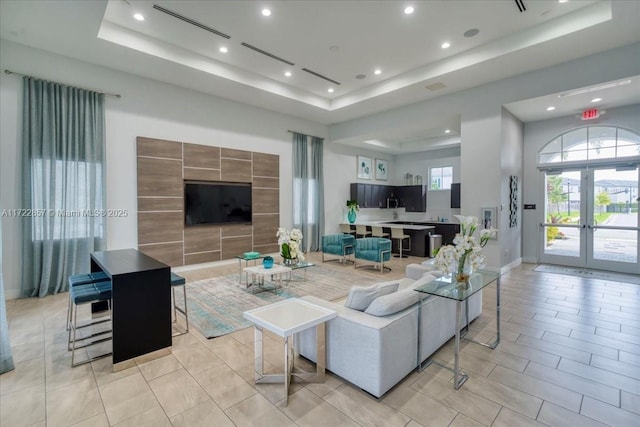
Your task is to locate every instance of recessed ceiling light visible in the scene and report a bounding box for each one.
[546,106,556,111]
[355,74,366,80]
[374,69,382,75]
[219,47,228,53]
[559,0,569,4]
[444,129,451,134]
[261,8,271,16]
[404,6,414,15]
[133,13,145,21]
[284,71,292,77]
[328,88,334,93]
[441,42,451,49]
[591,97,602,103]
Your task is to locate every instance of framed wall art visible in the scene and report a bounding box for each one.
[375,159,388,181]
[509,175,518,227]
[480,207,497,230]
[357,155,372,179]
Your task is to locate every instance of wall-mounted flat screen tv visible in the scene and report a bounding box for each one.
[184,181,252,226]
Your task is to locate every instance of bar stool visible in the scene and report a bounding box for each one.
[68,280,113,367]
[340,223,356,237]
[355,224,372,238]
[66,272,110,331]
[171,272,189,336]
[371,226,389,238]
[391,227,411,258]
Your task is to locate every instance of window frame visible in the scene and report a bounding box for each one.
[429,166,454,191]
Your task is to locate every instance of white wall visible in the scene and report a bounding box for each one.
[521,104,640,263]
[500,108,524,267]
[0,40,327,299]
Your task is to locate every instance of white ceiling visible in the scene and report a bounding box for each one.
[1,0,640,153]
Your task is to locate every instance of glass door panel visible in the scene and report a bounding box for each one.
[540,170,585,267]
[587,167,639,273]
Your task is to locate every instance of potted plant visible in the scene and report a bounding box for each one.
[346,200,359,224]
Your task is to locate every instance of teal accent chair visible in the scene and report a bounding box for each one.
[354,238,392,274]
[322,234,355,264]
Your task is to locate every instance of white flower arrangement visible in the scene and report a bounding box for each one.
[434,215,497,281]
[276,227,305,261]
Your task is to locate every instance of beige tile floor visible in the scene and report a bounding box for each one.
[2,253,640,426]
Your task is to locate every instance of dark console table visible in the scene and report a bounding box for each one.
[91,249,171,368]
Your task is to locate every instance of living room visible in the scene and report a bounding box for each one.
[1,1,640,426]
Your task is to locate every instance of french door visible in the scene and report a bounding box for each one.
[540,165,639,274]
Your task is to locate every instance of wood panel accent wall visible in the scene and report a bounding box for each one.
[136,137,280,267]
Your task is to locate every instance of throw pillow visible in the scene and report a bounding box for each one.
[364,288,421,317]
[344,281,399,311]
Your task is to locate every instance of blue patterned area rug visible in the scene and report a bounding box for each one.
[177,265,381,339]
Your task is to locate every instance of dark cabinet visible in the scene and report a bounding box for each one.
[399,185,426,212]
[350,183,426,211]
[451,183,461,208]
[368,185,380,208]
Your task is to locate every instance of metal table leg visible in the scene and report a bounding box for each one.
[453,300,468,389]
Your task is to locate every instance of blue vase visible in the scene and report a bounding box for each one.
[347,210,357,224]
[262,257,274,269]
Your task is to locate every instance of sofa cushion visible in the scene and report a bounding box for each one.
[365,274,437,316]
[344,281,399,311]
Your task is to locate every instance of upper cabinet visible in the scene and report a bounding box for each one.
[450,183,461,208]
[400,185,426,212]
[351,183,426,212]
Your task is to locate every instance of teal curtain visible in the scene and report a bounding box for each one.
[309,137,324,251]
[0,220,15,374]
[21,77,106,297]
[292,132,308,241]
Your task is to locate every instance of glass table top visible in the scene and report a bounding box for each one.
[279,261,315,270]
[235,253,266,261]
[413,270,500,301]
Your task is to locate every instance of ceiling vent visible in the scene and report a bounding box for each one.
[152,4,231,39]
[425,82,447,91]
[301,68,341,85]
[514,0,527,13]
[240,42,295,66]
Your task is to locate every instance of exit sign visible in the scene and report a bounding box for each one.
[582,108,600,120]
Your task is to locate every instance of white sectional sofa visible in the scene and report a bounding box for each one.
[295,276,482,398]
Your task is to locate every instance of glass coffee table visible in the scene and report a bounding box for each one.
[235,253,266,285]
[278,260,315,282]
[414,270,501,389]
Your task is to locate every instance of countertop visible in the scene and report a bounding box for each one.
[341,221,436,231]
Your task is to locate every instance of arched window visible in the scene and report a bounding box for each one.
[538,126,640,165]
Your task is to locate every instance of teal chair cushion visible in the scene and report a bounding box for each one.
[355,238,392,262]
[322,234,355,256]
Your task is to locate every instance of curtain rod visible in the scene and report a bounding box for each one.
[4,69,121,99]
[287,130,324,140]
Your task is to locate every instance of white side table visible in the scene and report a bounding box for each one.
[243,264,291,294]
[243,299,337,406]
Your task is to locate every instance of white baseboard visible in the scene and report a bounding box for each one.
[522,256,538,264]
[500,257,522,275]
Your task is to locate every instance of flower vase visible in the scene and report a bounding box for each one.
[454,251,474,289]
[347,209,357,224]
[283,257,297,266]
[262,256,274,269]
